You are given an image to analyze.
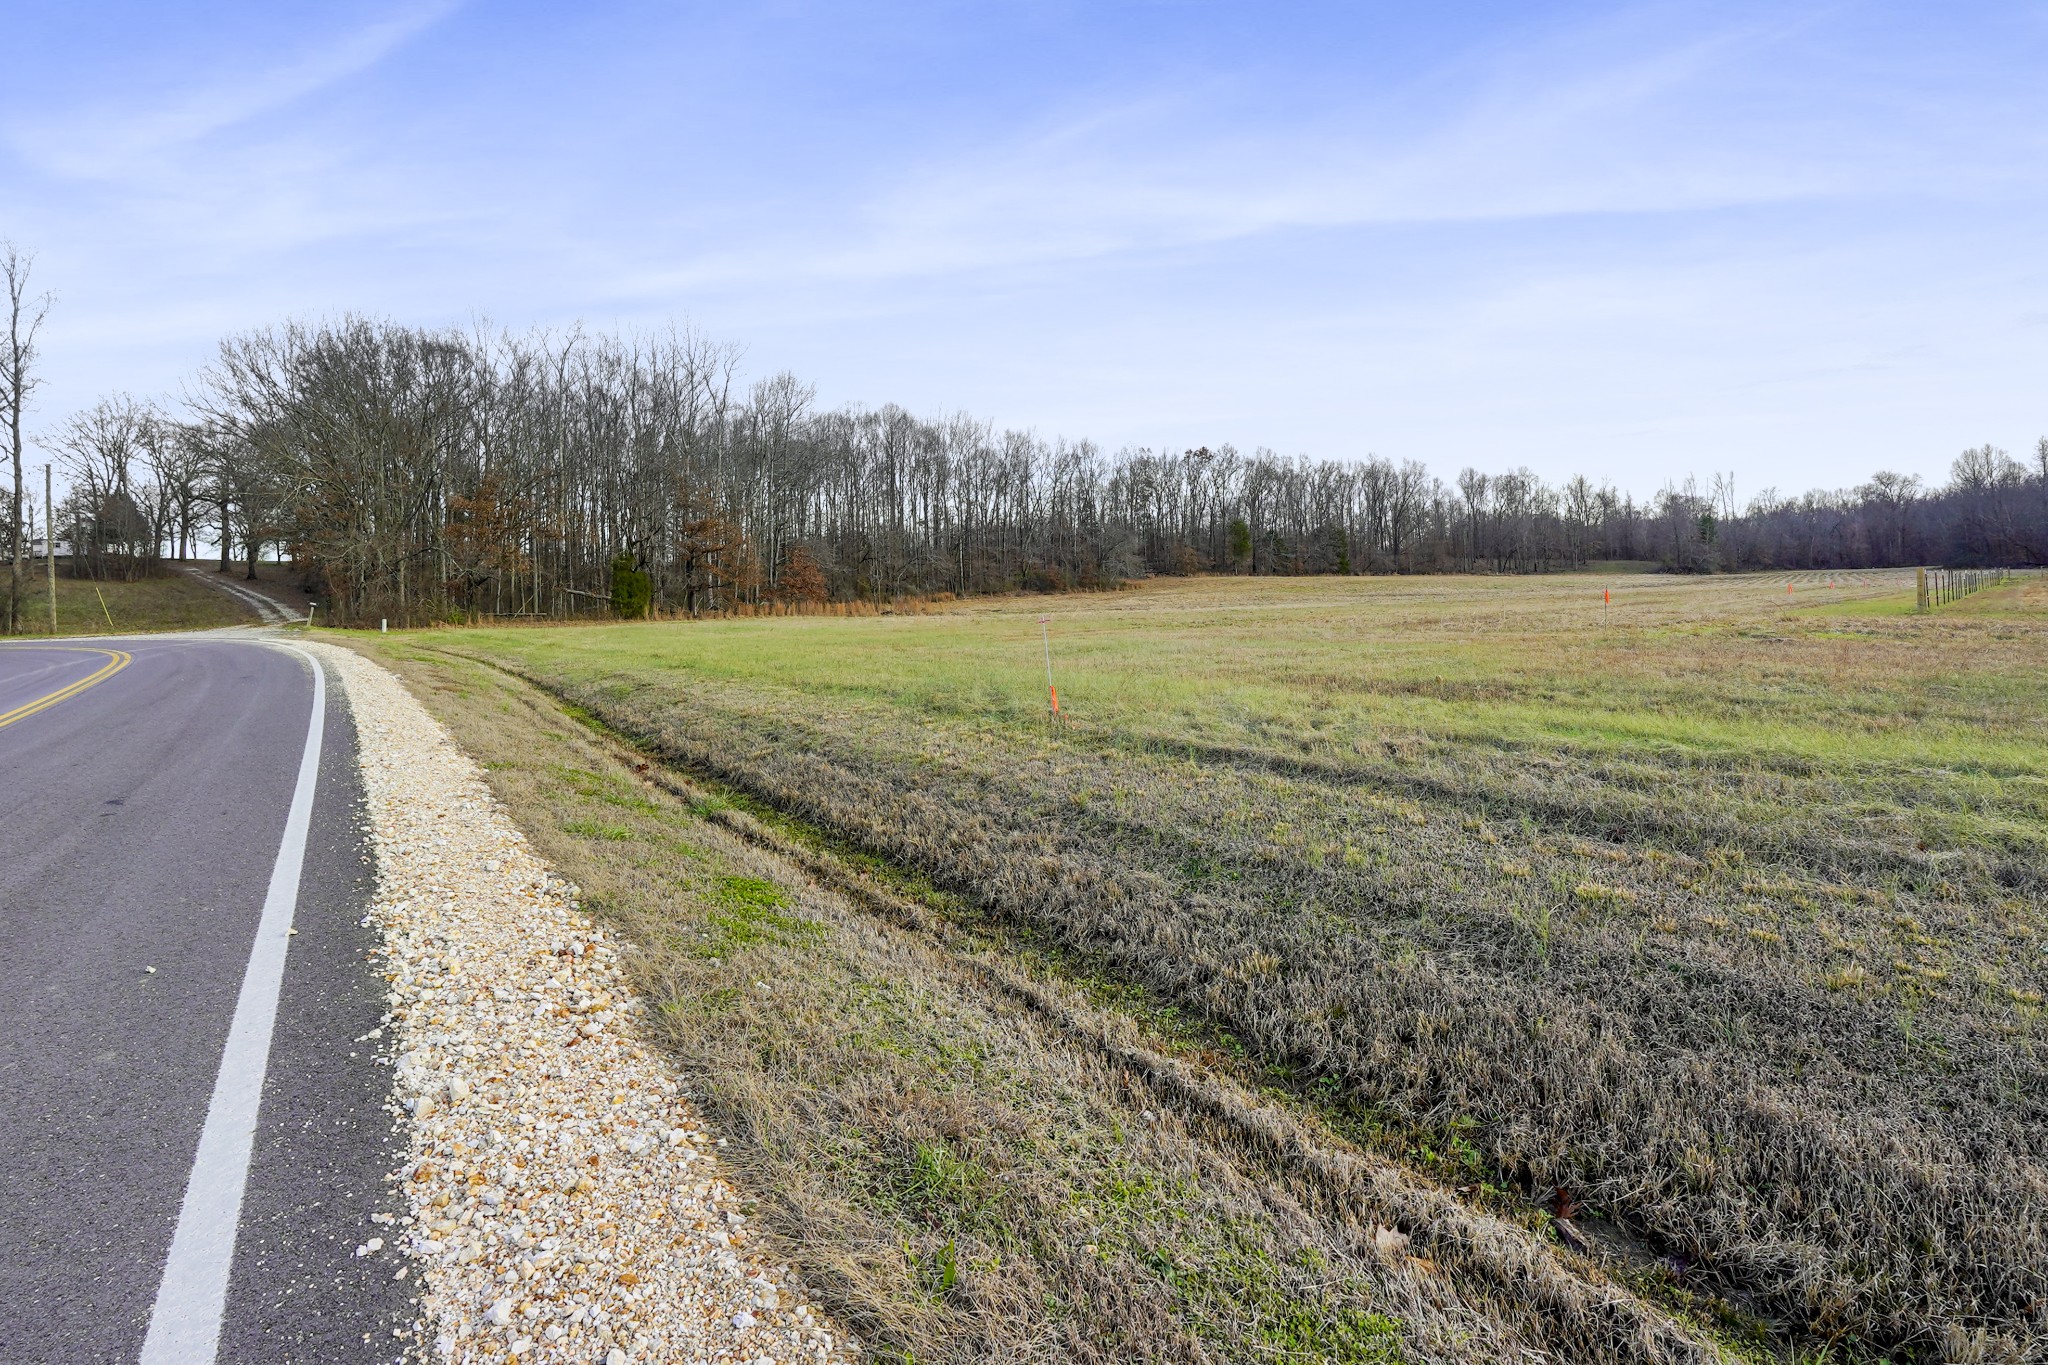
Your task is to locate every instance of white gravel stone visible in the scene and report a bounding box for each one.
[307,643,858,1365]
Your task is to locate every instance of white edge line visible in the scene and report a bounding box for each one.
[138,643,328,1365]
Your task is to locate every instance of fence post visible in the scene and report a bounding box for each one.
[1916,567,1928,613]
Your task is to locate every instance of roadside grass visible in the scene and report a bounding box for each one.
[3,563,254,636]
[387,571,2048,1359]
[356,639,1741,1365]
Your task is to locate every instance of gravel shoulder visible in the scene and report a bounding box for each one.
[307,642,857,1365]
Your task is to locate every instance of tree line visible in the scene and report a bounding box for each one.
[5,308,2045,628]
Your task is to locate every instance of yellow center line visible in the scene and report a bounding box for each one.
[0,647,134,729]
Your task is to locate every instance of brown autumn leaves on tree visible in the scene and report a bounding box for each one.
[777,544,828,604]
[671,483,750,618]
[447,475,774,620]
[444,476,530,620]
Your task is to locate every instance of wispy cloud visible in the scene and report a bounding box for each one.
[623,7,2036,300]
[11,1,462,180]
[7,1,2044,492]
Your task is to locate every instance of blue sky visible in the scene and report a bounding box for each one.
[5,1,2045,497]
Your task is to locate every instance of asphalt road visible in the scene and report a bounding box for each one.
[0,636,413,1364]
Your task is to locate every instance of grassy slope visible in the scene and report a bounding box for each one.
[2,564,255,636]
[382,570,2047,1359]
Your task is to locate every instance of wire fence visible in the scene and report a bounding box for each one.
[1915,566,2016,612]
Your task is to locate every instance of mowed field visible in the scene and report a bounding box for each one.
[368,570,2047,1364]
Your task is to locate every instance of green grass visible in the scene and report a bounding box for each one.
[562,817,634,840]
[1794,573,2043,620]
[701,873,826,956]
[361,569,2048,1358]
[387,569,2043,778]
[1941,573,2048,618]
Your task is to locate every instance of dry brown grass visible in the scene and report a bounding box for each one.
[360,641,1737,1365]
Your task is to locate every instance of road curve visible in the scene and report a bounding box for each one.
[0,636,413,1363]
[0,645,131,728]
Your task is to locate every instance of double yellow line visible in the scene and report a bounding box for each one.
[0,647,133,730]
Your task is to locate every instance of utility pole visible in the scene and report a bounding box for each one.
[44,463,55,633]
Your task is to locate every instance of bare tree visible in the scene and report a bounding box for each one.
[49,396,163,580]
[1855,471,1922,566]
[34,313,2025,626]
[3,242,53,632]
[147,422,211,561]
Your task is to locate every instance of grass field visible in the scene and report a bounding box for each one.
[1,562,258,635]
[362,569,2048,1364]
